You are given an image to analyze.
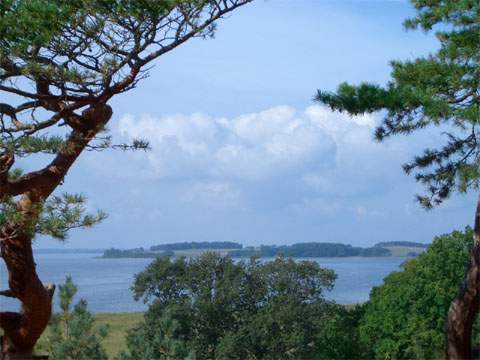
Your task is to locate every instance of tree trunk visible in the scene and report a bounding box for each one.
[0,104,112,358]
[447,194,480,359]
[0,228,53,359]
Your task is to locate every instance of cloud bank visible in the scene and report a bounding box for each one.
[71,104,473,248]
[117,105,387,179]
[110,105,412,216]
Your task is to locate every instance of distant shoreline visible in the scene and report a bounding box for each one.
[33,250,415,260]
[97,254,412,259]
[34,248,105,254]
[35,241,429,259]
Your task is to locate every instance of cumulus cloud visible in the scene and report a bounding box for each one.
[182,181,244,210]
[71,103,474,248]
[117,105,381,180]
[108,105,413,214]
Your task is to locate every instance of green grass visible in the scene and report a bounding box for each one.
[384,246,427,257]
[95,312,144,358]
[36,312,144,359]
[172,248,236,257]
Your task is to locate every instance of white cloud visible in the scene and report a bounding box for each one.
[182,181,243,210]
[116,105,381,181]
[109,105,413,213]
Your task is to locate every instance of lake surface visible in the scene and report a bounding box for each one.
[0,253,407,313]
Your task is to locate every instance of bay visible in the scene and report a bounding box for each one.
[0,253,407,313]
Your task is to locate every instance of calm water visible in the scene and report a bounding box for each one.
[0,253,407,313]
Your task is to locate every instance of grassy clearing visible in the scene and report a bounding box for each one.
[36,312,144,359]
[95,312,144,358]
[384,246,427,257]
[172,248,235,257]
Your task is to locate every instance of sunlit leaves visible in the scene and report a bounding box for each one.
[359,228,478,359]
[123,253,337,359]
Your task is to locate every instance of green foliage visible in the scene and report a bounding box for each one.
[216,298,329,359]
[359,227,478,359]
[117,305,195,360]
[37,193,107,240]
[1,0,206,81]
[0,197,43,236]
[315,0,480,208]
[0,197,23,227]
[0,0,79,54]
[1,0,245,110]
[0,192,105,240]
[121,253,337,359]
[315,304,367,359]
[0,135,66,156]
[42,276,109,360]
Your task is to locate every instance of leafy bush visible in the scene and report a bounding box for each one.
[359,227,479,359]
[315,304,367,359]
[120,253,337,359]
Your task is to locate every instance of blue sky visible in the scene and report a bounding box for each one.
[38,0,475,249]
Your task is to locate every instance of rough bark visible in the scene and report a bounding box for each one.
[0,230,53,359]
[0,105,112,357]
[447,194,480,359]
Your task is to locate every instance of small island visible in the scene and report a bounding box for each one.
[101,241,242,258]
[100,241,430,259]
[101,248,174,259]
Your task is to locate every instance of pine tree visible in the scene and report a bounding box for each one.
[315,1,479,357]
[118,305,195,360]
[0,1,252,357]
[44,276,108,360]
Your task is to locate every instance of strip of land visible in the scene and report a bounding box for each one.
[99,240,429,259]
